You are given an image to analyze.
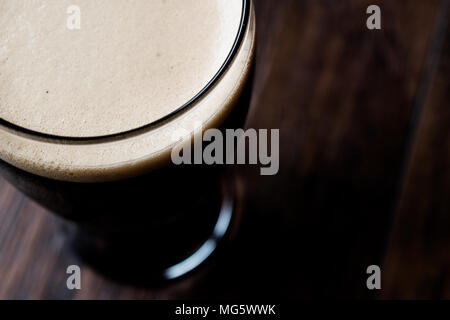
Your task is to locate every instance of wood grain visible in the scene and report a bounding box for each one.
[0,0,448,299]
[382,4,450,299]
[235,0,443,298]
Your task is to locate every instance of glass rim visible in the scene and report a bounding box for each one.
[0,0,250,143]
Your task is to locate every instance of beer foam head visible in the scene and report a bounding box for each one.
[0,0,243,137]
[0,0,255,182]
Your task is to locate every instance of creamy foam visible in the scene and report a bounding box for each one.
[0,0,255,182]
[0,0,242,137]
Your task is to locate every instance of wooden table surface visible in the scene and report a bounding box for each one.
[1,0,449,299]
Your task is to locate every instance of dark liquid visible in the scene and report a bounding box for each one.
[0,70,253,284]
